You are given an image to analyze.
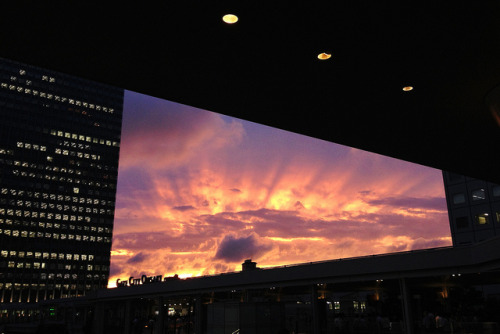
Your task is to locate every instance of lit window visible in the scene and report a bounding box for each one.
[472,189,486,201]
[475,213,489,225]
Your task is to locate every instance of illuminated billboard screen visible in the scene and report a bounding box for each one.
[110,91,451,287]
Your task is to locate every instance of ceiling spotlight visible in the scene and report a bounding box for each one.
[402,86,414,92]
[317,53,331,60]
[223,14,238,24]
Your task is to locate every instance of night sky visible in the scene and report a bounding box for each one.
[108,90,451,287]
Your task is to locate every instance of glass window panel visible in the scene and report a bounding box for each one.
[472,189,486,201]
[475,213,489,225]
[456,216,468,229]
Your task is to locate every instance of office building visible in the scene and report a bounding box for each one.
[442,171,500,246]
[0,57,123,303]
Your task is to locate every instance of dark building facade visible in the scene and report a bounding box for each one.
[442,171,500,246]
[3,238,499,334]
[0,57,123,303]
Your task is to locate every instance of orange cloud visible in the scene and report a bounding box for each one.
[109,91,452,287]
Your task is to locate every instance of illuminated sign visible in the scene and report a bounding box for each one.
[116,274,179,287]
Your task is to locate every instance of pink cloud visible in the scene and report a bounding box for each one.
[109,91,452,286]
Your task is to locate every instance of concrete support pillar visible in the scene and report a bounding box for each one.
[311,284,320,334]
[155,296,165,334]
[399,278,414,334]
[194,296,203,334]
[123,300,131,334]
[92,302,105,334]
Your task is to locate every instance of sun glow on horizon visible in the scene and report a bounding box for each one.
[108,90,451,287]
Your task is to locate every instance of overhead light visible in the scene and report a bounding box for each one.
[402,86,414,92]
[223,14,238,24]
[317,53,331,60]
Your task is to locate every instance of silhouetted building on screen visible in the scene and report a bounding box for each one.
[0,57,123,302]
[442,171,500,246]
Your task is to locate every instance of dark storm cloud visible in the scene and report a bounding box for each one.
[173,205,196,212]
[215,234,272,263]
[127,252,147,264]
[294,201,305,210]
[230,188,242,193]
[365,196,446,211]
[109,265,123,277]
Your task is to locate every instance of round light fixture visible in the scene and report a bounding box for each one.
[223,14,238,24]
[317,53,331,60]
[402,86,414,91]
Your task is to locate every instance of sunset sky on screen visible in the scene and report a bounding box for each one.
[108,90,451,287]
